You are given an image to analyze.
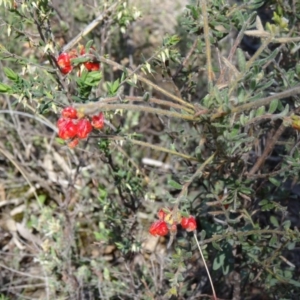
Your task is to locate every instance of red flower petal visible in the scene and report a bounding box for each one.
[91,112,105,130]
[57,117,68,129]
[181,216,197,232]
[58,120,78,140]
[149,220,169,236]
[84,61,100,71]
[57,53,73,74]
[77,118,93,139]
[61,107,78,119]
[79,46,100,71]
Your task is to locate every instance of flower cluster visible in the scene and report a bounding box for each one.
[149,208,197,237]
[57,106,104,148]
[57,46,100,75]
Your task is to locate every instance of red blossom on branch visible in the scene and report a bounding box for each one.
[149,208,197,237]
[149,220,169,237]
[56,106,105,148]
[180,216,197,232]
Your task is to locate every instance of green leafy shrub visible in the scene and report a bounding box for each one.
[0,0,300,299]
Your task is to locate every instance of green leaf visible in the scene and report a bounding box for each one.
[287,242,295,250]
[0,82,12,93]
[213,253,225,270]
[222,261,230,275]
[212,241,223,251]
[237,48,246,72]
[71,57,90,65]
[269,235,278,246]
[55,138,65,145]
[85,40,94,52]
[270,216,279,227]
[4,67,18,81]
[269,177,280,187]
[38,194,46,205]
[255,106,265,117]
[287,279,300,288]
[268,99,278,113]
[283,220,291,230]
[277,104,289,117]
[168,179,182,190]
[259,199,269,206]
[248,109,255,120]
[200,230,206,241]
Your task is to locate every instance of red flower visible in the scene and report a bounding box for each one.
[58,119,78,140]
[91,112,105,130]
[57,117,68,129]
[61,107,78,119]
[57,53,73,74]
[77,118,93,139]
[84,61,100,71]
[180,216,197,232]
[80,46,100,71]
[149,220,169,237]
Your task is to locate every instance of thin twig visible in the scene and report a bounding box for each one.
[194,233,217,300]
[110,136,199,162]
[248,123,286,176]
[0,145,41,208]
[201,0,215,85]
[246,165,292,179]
[62,2,119,53]
[227,13,256,62]
[211,85,300,120]
[0,110,57,132]
[75,102,195,121]
[0,261,45,280]
[74,95,195,115]
[97,56,197,111]
[227,36,272,97]
[173,38,199,79]
[199,229,293,246]
[167,152,216,248]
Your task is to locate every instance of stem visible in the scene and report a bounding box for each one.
[227,13,256,62]
[210,84,300,120]
[194,232,217,300]
[248,123,285,175]
[274,36,300,43]
[245,36,273,71]
[167,152,216,248]
[126,96,193,113]
[75,102,196,121]
[74,95,195,115]
[98,56,196,111]
[227,36,272,97]
[175,151,216,204]
[199,229,292,246]
[111,136,199,162]
[173,38,199,79]
[232,85,300,113]
[62,2,119,53]
[0,146,41,209]
[201,0,214,85]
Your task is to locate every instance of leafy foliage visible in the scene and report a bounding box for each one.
[0,0,300,299]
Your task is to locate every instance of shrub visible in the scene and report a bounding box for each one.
[0,0,300,299]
